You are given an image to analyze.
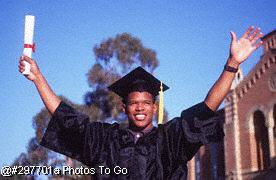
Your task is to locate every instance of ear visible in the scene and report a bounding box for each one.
[153,103,157,113]
[122,103,126,113]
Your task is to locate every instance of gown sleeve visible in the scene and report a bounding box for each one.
[40,101,111,166]
[162,101,224,162]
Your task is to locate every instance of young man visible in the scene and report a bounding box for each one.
[19,27,263,179]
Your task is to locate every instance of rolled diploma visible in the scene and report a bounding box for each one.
[22,15,35,75]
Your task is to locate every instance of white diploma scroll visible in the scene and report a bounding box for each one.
[22,15,35,75]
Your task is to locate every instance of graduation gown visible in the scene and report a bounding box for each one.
[40,101,224,179]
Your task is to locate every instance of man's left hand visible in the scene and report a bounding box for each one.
[229,26,263,66]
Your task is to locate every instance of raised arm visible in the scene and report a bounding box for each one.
[204,26,263,111]
[18,55,61,114]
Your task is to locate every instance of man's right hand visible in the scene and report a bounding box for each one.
[18,55,61,115]
[18,55,41,82]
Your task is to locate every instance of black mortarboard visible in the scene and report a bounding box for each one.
[108,66,169,99]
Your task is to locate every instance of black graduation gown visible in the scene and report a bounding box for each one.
[40,101,224,179]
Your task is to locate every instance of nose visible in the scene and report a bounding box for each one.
[135,102,144,111]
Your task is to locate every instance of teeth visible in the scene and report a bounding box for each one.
[135,114,145,120]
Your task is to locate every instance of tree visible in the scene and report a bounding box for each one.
[85,32,159,122]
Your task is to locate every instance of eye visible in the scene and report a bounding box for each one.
[144,101,152,105]
[127,101,137,106]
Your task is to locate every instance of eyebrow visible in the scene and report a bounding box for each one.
[127,99,153,104]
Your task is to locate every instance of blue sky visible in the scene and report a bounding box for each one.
[0,0,275,167]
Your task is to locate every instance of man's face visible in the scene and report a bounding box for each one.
[124,91,157,131]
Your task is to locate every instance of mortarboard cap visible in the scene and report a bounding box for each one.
[108,66,169,99]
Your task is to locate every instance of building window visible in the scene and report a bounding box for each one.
[256,72,260,79]
[266,42,269,51]
[251,78,255,85]
[264,62,268,69]
[260,68,264,75]
[195,153,200,180]
[253,110,270,170]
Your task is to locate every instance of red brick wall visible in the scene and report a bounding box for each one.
[237,60,276,171]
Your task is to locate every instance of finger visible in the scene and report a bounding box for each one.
[18,64,25,69]
[20,55,29,61]
[19,69,24,73]
[19,68,24,73]
[254,40,263,50]
[19,56,25,63]
[21,55,34,64]
[241,26,254,39]
[251,32,263,44]
[248,27,261,41]
[18,65,25,70]
[230,31,237,44]
[20,60,25,66]
[18,66,25,73]
[19,58,29,67]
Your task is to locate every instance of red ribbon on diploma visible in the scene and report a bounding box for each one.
[24,43,36,52]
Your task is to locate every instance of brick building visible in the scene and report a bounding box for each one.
[187,30,276,180]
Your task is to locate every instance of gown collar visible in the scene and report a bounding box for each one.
[127,126,154,143]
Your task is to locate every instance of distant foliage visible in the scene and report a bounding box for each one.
[85,33,159,122]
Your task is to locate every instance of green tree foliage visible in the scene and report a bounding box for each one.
[85,33,159,122]
[11,33,166,179]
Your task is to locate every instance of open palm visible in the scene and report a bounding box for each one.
[230,26,263,64]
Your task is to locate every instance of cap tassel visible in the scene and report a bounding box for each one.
[158,82,164,124]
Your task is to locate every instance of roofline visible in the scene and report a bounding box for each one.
[261,29,276,40]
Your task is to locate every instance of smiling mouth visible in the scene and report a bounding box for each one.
[135,114,146,120]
